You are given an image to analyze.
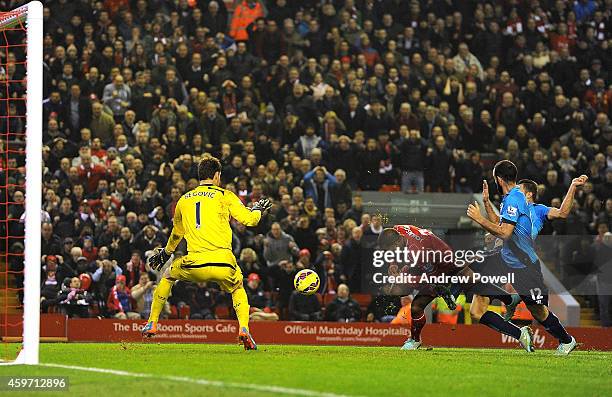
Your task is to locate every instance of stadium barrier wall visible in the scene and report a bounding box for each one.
[15,315,612,350]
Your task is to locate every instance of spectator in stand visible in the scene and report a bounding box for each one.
[270,259,298,317]
[102,74,131,121]
[363,214,383,246]
[426,135,454,192]
[107,275,140,320]
[42,222,61,256]
[89,101,115,143]
[396,129,427,193]
[542,170,566,206]
[303,166,337,211]
[245,273,279,321]
[329,169,352,209]
[57,276,91,318]
[324,284,361,322]
[41,254,75,283]
[455,151,484,193]
[92,259,122,306]
[40,266,61,313]
[263,222,299,267]
[288,290,322,321]
[341,226,366,292]
[184,282,217,320]
[130,273,157,319]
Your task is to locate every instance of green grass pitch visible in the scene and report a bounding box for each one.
[1,343,611,396]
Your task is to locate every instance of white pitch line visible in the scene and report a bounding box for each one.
[40,363,358,397]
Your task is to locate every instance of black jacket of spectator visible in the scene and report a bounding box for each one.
[131,83,157,122]
[455,157,484,192]
[288,291,322,321]
[426,147,454,192]
[325,296,361,322]
[358,148,384,190]
[201,114,228,148]
[42,233,62,256]
[541,182,566,206]
[340,238,365,292]
[340,106,367,137]
[63,95,92,136]
[364,112,393,139]
[329,143,360,182]
[292,224,319,259]
[245,284,272,309]
[524,161,549,185]
[110,237,132,266]
[330,181,352,209]
[549,103,573,137]
[285,94,318,128]
[396,137,427,171]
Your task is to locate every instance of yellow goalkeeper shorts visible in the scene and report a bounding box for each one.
[168,250,243,293]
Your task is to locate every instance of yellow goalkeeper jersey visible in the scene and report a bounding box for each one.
[166,183,261,257]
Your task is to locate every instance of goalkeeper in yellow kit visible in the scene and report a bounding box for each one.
[141,156,271,350]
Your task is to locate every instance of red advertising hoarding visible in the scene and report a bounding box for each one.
[55,316,612,350]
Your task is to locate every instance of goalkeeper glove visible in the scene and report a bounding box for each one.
[252,198,272,213]
[148,247,172,271]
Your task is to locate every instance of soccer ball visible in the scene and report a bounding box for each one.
[294,269,320,295]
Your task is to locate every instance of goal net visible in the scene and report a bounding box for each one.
[0,1,42,365]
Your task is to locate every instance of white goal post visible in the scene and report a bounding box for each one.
[0,1,43,365]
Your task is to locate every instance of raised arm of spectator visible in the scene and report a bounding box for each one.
[131,283,145,300]
[92,265,103,282]
[303,168,316,181]
[324,167,337,185]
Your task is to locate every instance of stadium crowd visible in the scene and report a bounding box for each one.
[2,0,611,323]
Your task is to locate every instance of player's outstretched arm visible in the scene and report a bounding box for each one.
[228,192,270,226]
[547,175,588,219]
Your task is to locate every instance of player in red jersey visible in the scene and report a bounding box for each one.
[378,225,532,351]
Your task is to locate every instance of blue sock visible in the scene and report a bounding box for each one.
[480,311,522,339]
[539,312,572,344]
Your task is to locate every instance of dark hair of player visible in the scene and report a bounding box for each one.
[377,228,406,250]
[198,156,222,180]
[492,160,518,183]
[518,179,538,200]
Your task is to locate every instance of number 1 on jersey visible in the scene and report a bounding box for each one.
[195,201,201,229]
